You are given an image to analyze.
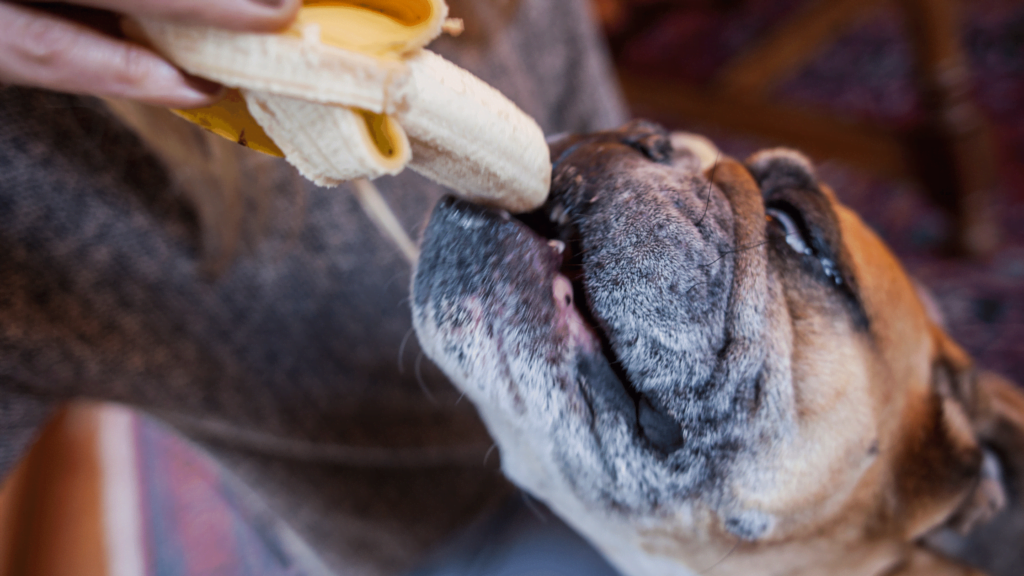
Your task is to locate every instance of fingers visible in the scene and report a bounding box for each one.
[24,0,302,32]
[0,0,301,106]
[0,2,224,108]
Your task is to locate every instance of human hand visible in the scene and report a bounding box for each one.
[0,0,300,108]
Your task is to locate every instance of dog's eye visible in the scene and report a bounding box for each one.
[766,201,846,287]
[766,204,812,256]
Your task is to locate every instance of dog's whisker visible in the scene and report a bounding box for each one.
[520,491,549,524]
[483,443,498,466]
[698,537,740,575]
[382,269,412,292]
[414,352,438,404]
[685,279,710,297]
[700,240,771,268]
[694,153,720,228]
[397,327,415,374]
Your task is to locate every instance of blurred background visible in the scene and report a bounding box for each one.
[1,0,1022,574]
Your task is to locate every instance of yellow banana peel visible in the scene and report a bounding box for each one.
[172,88,284,157]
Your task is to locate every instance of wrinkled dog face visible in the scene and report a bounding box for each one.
[412,122,991,575]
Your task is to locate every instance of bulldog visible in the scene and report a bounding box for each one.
[410,120,1024,576]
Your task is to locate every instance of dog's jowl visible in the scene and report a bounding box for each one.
[412,121,1021,576]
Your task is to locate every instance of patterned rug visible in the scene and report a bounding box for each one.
[134,416,305,576]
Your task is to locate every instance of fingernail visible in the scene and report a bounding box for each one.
[237,0,300,30]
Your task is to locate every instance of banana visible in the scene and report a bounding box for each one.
[135,0,551,212]
[245,89,411,186]
[401,50,549,213]
[295,0,446,56]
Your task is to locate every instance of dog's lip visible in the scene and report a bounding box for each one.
[515,190,646,414]
[439,192,695,454]
[504,204,611,352]
[418,196,595,336]
[416,194,632,403]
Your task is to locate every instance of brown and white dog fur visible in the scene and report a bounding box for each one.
[411,121,1024,576]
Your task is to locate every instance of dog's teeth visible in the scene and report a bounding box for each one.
[549,204,563,222]
[547,239,566,255]
[549,204,568,226]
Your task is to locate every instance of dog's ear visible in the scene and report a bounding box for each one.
[972,370,1024,441]
[910,281,1005,536]
[924,370,1024,573]
[971,370,1024,503]
[922,337,1008,535]
[930,339,1024,535]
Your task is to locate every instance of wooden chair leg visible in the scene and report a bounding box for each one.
[899,0,999,257]
[0,403,145,576]
[0,406,108,576]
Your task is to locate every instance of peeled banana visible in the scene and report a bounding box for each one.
[136,15,412,114]
[134,0,551,212]
[401,50,550,213]
[245,89,411,186]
